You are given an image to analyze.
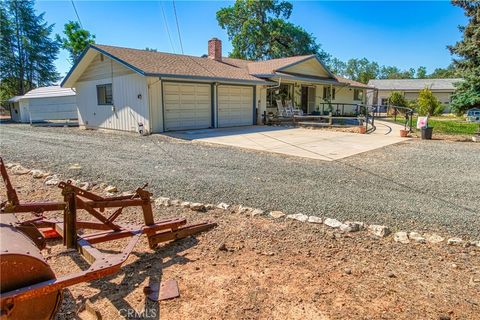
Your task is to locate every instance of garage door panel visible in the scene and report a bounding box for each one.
[164,82,212,131]
[218,85,253,128]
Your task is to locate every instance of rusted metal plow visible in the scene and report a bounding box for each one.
[0,157,216,319]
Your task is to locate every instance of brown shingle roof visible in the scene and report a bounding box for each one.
[93,44,265,83]
[74,44,372,89]
[335,76,373,89]
[247,55,315,75]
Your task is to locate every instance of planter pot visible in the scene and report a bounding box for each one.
[400,129,409,138]
[358,126,366,134]
[421,127,433,140]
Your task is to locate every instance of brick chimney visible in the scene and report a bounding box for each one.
[208,38,222,61]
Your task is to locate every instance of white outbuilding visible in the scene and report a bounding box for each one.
[7,86,78,123]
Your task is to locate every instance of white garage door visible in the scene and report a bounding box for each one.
[164,82,212,131]
[218,85,254,127]
[28,96,77,122]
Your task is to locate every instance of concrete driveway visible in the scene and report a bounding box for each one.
[168,120,408,161]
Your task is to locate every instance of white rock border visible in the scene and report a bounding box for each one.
[5,162,480,249]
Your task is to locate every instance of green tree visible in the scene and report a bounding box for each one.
[416,66,427,78]
[415,87,443,116]
[0,0,59,98]
[388,91,409,108]
[327,57,347,76]
[56,21,95,63]
[216,0,329,61]
[428,64,459,78]
[344,58,379,83]
[448,0,480,115]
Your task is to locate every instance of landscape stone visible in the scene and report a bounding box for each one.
[154,197,171,207]
[307,216,323,224]
[368,225,391,237]
[180,201,191,208]
[447,237,463,246]
[170,199,181,206]
[44,175,60,186]
[393,231,410,244]
[190,203,206,212]
[323,218,342,228]
[408,232,426,243]
[205,204,215,210]
[12,165,30,175]
[424,233,444,244]
[286,213,308,222]
[340,222,361,232]
[104,185,118,193]
[269,211,286,219]
[216,202,230,210]
[31,169,48,179]
[237,205,254,214]
[250,209,265,217]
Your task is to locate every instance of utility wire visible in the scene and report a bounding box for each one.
[160,1,176,53]
[70,0,83,28]
[172,0,184,54]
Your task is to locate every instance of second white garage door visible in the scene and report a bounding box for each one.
[218,85,254,127]
[164,82,212,131]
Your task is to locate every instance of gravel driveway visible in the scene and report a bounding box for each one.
[1,124,479,239]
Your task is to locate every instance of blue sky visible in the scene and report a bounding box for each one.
[35,1,467,78]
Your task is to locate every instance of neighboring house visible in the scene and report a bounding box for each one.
[61,38,372,133]
[367,78,463,113]
[7,86,77,123]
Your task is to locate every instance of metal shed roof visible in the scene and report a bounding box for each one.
[22,86,76,99]
[367,78,463,91]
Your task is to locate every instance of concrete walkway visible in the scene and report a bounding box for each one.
[168,120,408,161]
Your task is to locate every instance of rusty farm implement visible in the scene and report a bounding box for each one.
[0,157,216,319]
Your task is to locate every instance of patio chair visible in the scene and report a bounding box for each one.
[277,99,293,117]
[286,100,304,116]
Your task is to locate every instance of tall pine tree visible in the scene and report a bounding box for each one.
[448,0,480,114]
[0,0,59,101]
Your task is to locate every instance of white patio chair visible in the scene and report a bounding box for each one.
[277,99,293,117]
[286,100,304,116]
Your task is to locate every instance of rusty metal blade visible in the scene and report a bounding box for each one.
[144,279,179,301]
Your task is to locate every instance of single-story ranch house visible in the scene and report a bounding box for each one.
[61,38,372,133]
[366,78,463,113]
[7,86,77,123]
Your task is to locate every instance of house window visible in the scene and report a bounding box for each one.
[381,98,389,106]
[322,87,335,100]
[354,89,363,101]
[97,84,113,105]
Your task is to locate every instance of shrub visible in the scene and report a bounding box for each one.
[388,91,409,108]
[416,87,444,116]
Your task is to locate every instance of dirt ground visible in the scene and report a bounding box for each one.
[1,172,480,320]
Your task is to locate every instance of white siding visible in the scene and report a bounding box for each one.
[147,77,163,133]
[77,54,132,82]
[257,86,266,124]
[76,73,149,132]
[10,102,21,122]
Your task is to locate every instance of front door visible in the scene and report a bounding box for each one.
[301,86,316,114]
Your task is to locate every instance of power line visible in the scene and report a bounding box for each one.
[160,2,176,53]
[172,0,184,54]
[70,0,83,28]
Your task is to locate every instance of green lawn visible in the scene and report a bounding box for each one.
[387,116,479,135]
